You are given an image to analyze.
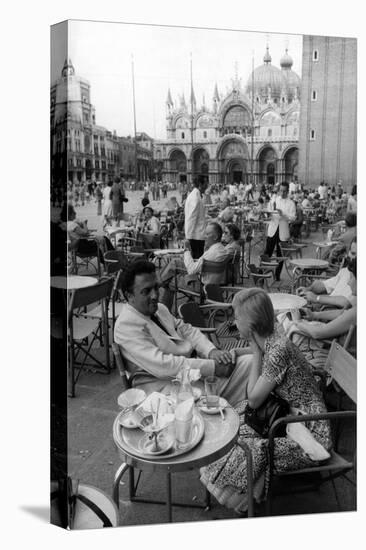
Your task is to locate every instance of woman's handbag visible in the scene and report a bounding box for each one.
[244,393,289,438]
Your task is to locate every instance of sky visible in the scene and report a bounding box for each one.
[51,20,303,140]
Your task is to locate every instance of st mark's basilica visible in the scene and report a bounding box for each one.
[154,47,301,187]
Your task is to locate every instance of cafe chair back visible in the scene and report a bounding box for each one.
[266,340,356,515]
[178,301,241,351]
[104,250,129,275]
[111,343,131,392]
[73,237,102,278]
[68,277,114,397]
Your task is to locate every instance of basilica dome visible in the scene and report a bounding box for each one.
[246,47,284,101]
[280,49,301,100]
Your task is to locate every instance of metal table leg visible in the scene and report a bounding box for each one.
[166,471,172,522]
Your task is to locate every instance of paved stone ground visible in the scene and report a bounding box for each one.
[58,192,356,527]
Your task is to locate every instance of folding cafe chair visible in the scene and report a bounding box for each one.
[174,257,230,312]
[68,277,114,397]
[265,340,356,515]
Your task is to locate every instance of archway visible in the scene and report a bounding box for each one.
[283,147,299,182]
[169,149,187,184]
[218,138,249,185]
[193,148,210,184]
[258,147,277,185]
[267,163,275,185]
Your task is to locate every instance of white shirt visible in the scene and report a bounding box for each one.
[184,188,206,240]
[323,268,355,302]
[289,181,297,195]
[184,242,228,284]
[267,196,296,241]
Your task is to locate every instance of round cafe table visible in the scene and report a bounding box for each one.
[51,275,98,290]
[153,247,184,269]
[268,293,306,317]
[112,406,239,522]
[288,258,329,272]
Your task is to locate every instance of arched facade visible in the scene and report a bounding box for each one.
[155,46,300,186]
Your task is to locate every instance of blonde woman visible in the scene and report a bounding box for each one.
[200,288,331,514]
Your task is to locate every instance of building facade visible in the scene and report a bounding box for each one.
[50,59,154,186]
[298,36,357,190]
[154,47,301,187]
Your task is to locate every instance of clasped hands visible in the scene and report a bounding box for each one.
[208,349,235,378]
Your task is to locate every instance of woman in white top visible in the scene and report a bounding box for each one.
[102,182,113,223]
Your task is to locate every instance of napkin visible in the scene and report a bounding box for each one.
[286,422,330,461]
[137,392,170,416]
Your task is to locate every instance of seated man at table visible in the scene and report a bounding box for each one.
[217,198,235,223]
[297,237,356,309]
[159,221,229,308]
[114,260,252,406]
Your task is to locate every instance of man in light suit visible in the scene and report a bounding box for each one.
[264,181,296,280]
[184,179,207,259]
[114,260,252,406]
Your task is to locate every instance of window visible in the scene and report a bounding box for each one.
[311,90,317,101]
[95,161,100,169]
[77,159,82,167]
[203,131,207,138]
[267,129,272,137]
[313,50,319,61]
[310,129,316,140]
[181,132,185,139]
[102,161,106,169]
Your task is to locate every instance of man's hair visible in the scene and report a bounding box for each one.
[225,223,241,241]
[120,260,156,298]
[280,181,289,190]
[232,288,274,337]
[208,221,223,241]
[345,212,357,228]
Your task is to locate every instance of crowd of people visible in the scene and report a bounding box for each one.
[53,175,357,515]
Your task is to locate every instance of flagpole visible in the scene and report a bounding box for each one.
[131,54,138,181]
[251,51,254,187]
[190,53,194,186]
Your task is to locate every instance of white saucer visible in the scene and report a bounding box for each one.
[198,397,227,414]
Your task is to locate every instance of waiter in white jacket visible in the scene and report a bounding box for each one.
[184,179,207,259]
[264,181,296,280]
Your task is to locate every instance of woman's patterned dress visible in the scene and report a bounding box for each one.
[200,328,332,513]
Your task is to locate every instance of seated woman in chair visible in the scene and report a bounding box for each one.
[200,288,331,515]
[60,203,114,262]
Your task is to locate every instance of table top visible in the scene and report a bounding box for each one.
[289,258,329,269]
[153,248,184,256]
[313,241,339,247]
[51,275,98,290]
[268,293,306,312]
[105,225,133,234]
[113,406,239,473]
